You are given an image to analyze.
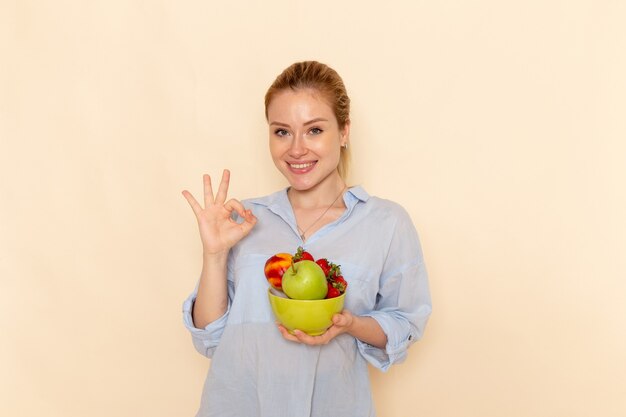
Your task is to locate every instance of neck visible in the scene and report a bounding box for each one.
[288,175,347,210]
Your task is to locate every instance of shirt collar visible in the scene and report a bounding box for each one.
[345,185,369,204]
[248,185,369,210]
[248,185,369,243]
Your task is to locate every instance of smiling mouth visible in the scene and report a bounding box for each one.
[289,162,316,169]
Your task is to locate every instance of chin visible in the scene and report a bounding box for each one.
[279,171,312,190]
[286,180,315,192]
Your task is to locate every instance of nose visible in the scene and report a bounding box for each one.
[288,133,307,158]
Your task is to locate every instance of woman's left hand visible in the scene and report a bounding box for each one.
[277,310,355,345]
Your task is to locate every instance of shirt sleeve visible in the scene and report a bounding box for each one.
[181,254,236,358]
[357,208,432,372]
[182,286,231,358]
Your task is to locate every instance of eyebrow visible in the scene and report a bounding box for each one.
[270,117,329,127]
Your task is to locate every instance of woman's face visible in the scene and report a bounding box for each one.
[267,88,349,192]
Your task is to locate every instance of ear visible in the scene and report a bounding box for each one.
[340,120,351,146]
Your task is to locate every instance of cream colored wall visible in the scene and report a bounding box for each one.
[1,1,624,416]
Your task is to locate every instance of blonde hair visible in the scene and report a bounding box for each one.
[265,61,351,180]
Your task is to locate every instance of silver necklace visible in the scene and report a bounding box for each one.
[294,185,347,242]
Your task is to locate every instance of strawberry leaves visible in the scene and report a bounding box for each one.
[293,246,314,262]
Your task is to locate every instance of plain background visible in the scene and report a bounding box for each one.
[1,1,625,416]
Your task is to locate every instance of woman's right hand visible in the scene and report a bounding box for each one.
[182,170,257,256]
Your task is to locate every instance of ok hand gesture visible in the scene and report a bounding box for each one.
[182,170,257,256]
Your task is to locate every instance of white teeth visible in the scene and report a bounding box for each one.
[290,162,314,169]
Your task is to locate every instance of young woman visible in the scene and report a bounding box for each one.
[182,61,431,417]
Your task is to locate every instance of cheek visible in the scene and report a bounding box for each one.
[268,140,284,159]
[269,143,289,170]
[315,139,342,160]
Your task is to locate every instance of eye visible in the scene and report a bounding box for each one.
[309,127,323,135]
[274,129,289,137]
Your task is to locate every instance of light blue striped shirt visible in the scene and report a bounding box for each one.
[183,186,432,417]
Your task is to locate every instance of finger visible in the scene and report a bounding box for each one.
[277,324,301,343]
[332,313,348,327]
[222,201,257,235]
[203,174,214,207]
[292,329,330,345]
[224,198,246,217]
[239,210,258,235]
[332,311,353,329]
[331,314,344,326]
[292,329,315,343]
[181,190,203,216]
[214,169,230,205]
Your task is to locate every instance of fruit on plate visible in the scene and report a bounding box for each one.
[282,260,328,300]
[266,247,348,334]
[264,247,348,299]
[264,253,293,290]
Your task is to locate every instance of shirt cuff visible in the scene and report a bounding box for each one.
[357,310,417,372]
[182,292,229,358]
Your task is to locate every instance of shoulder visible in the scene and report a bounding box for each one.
[354,187,413,225]
[366,196,410,216]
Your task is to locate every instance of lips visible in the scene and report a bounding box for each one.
[287,161,317,174]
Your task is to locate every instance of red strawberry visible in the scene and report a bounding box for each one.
[328,263,341,280]
[334,275,347,286]
[316,258,332,277]
[293,246,314,262]
[332,276,348,294]
[326,283,341,299]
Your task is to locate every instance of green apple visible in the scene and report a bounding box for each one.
[282,260,328,300]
